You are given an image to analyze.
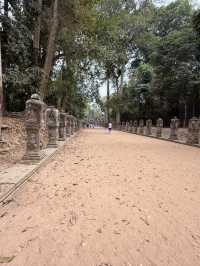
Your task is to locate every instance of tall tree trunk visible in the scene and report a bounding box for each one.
[107,77,110,123]
[0,37,3,140]
[116,67,124,124]
[33,0,42,66]
[1,0,9,116]
[39,0,58,99]
[2,0,8,74]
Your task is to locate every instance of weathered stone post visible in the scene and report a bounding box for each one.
[156,118,163,138]
[128,120,133,132]
[121,121,125,131]
[68,116,74,135]
[23,94,44,162]
[69,116,73,135]
[46,106,59,148]
[58,111,66,141]
[74,117,77,132]
[78,119,81,130]
[169,117,179,140]
[76,119,79,131]
[73,117,76,132]
[125,121,129,132]
[65,115,70,137]
[115,122,119,130]
[75,119,78,131]
[146,119,152,135]
[187,117,199,144]
[72,117,75,133]
[133,120,138,133]
[139,119,144,134]
[75,118,78,132]
[77,119,81,130]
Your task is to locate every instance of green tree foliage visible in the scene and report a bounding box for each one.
[1,0,200,123]
[1,1,36,111]
[109,0,200,124]
[1,0,101,116]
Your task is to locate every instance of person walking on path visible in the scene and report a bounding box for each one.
[108,122,112,133]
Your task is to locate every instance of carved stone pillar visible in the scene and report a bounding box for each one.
[133,120,138,133]
[46,106,59,148]
[139,119,144,134]
[59,112,66,141]
[156,118,163,138]
[169,117,179,140]
[128,121,133,132]
[115,123,120,130]
[65,115,70,137]
[71,116,74,135]
[187,117,199,144]
[146,119,152,136]
[23,94,44,162]
[73,118,76,132]
[76,119,80,130]
[121,121,125,131]
[74,118,78,132]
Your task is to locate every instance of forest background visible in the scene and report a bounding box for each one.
[1,0,200,125]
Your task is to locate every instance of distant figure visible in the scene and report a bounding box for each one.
[108,122,112,133]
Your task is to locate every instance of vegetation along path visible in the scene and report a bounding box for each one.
[0,129,200,266]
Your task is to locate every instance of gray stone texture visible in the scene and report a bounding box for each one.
[23,94,44,162]
[59,112,66,141]
[133,120,138,133]
[46,106,59,148]
[65,115,71,137]
[139,119,144,135]
[146,119,152,136]
[169,117,179,140]
[125,121,129,132]
[128,121,133,132]
[187,117,200,144]
[121,122,125,131]
[156,118,163,138]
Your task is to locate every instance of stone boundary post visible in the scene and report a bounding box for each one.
[122,121,125,131]
[146,119,152,136]
[46,106,59,148]
[169,117,179,140]
[187,117,199,144]
[156,118,163,138]
[128,121,133,132]
[125,121,128,131]
[65,115,71,137]
[71,116,74,135]
[59,112,66,141]
[23,94,45,162]
[139,119,144,134]
[133,120,138,133]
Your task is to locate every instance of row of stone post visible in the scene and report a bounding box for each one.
[23,94,80,163]
[120,117,178,138]
[119,116,200,145]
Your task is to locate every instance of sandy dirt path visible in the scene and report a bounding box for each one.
[0,129,200,266]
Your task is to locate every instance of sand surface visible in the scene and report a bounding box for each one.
[0,129,200,266]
